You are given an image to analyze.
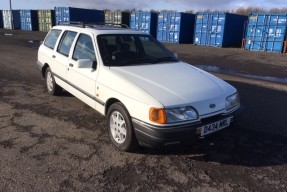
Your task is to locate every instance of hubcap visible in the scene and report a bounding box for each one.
[109,111,127,144]
[46,71,53,91]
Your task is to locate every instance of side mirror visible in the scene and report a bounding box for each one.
[92,60,97,70]
[76,59,94,68]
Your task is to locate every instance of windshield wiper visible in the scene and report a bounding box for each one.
[151,56,178,64]
[107,56,177,66]
[127,57,154,64]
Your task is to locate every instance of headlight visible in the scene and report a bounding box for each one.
[150,106,198,124]
[226,93,240,111]
[166,106,198,123]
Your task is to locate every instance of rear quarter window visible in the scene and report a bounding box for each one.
[44,29,62,50]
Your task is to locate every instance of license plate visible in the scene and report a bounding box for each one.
[200,117,233,137]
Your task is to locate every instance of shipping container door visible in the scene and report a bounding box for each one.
[170,13,181,43]
[55,7,69,24]
[265,25,286,53]
[55,7,60,24]
[115,12,122,24]
[208,13,225,46]
[3,10,12,29]
[164,13,169,41]
[245,15,258,51]
[247,25,267,51]
[157,13,168,42]
[245,15,268,51]
[63,7,70,22]
[130,12,137,30]
[105,11,112,23]
[141,13,150,34]
[194,14,208,45]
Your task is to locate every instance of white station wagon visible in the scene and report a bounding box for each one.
[36,23,241,151]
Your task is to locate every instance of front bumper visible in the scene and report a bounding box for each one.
[133,106,243,148]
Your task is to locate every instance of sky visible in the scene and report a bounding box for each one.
[0,0,286,12]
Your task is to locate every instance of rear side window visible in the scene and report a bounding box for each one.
[57,31,77,57]
[44,29,62,49]
[72,34,96,61]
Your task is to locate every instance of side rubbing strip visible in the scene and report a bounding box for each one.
[53,73,105,106]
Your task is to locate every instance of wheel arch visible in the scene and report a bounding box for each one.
[105,98,121,116]
[42,63,50,78]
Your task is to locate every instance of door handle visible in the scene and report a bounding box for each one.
[52,55,56,58]
[69,63,73,67]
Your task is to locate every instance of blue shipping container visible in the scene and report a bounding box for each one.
[55,7,104,25]
[194,12,247,47]
[244,13,287,53]
[20,10,39,31]
[0,11,3,28]
[157,12,195,43]
[130,11,158,38]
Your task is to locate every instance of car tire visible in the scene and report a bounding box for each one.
[45,67,62,95]
[107,102,138,151]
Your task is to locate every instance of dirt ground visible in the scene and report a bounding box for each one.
[0,29,287,192]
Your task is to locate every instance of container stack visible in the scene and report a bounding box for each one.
[157,12,195,43]
[20,10,39,31]
[194,12,247,47]
[2,10,21,29]
[104,11,130,27]
[244,13,287,53]
[55,7,104,25]
[38,10,55,32]
[130,11,158,38]
[0,11,3,28]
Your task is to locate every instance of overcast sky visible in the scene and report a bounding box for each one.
[0,0,286,11]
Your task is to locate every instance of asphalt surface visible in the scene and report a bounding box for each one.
[1,29,287,192]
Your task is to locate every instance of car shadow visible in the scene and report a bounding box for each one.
[135,81,287,167]
[60,90,74,97]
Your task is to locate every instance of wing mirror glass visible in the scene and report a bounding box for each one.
[76,59,97,69]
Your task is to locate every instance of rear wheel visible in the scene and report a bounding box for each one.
[45,67,62,95]
[107,102,138,151]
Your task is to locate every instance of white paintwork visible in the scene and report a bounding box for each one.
[109,62,236,115]
[38,25,239,126]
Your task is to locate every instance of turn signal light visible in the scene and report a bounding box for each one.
[149,108,167,124]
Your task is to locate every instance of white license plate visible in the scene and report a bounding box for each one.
[200,116,233,137]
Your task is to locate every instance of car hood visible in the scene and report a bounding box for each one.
[110,62,236,114]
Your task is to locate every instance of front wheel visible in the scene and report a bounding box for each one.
[107,102,138,151]
[45,67,62,95]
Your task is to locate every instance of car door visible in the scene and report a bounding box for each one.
[52,30,77,83]
[66,32,99,109]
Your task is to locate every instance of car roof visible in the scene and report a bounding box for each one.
[51,24,147,36]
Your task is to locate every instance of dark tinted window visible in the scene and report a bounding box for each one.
[44,29,62,49]
[57,31,77,56]
[139,36,167,58]
[97,34,177,66]
[72,34,96,61]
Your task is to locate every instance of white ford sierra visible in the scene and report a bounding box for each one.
[36,23,241,151]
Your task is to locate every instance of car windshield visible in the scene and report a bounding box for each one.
[97,34,178,66]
